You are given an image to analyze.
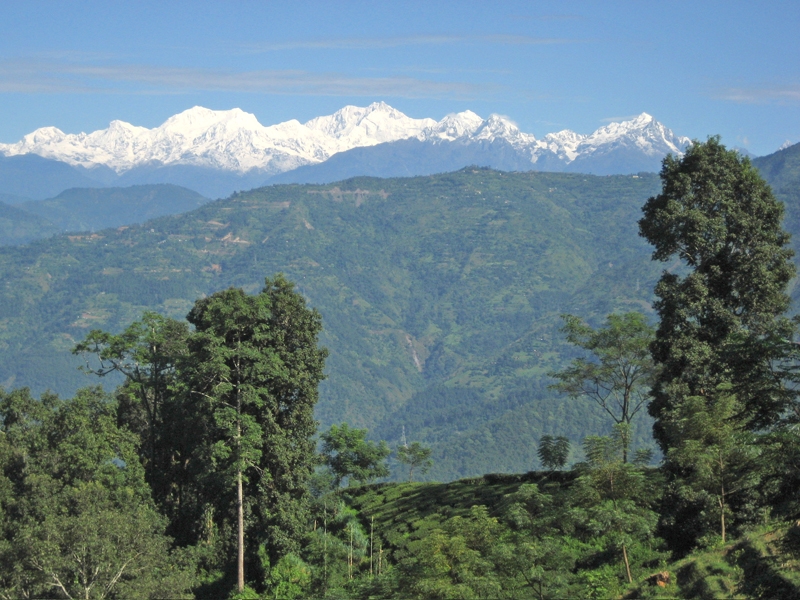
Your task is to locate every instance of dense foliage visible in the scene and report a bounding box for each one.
[641,137,795,445]
[69,275,327,595]
[640,138,799,552]
[320,423,391,487]
[0,387,196,598]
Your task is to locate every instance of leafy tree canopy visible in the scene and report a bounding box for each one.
[639,136,796,449]
[550,312,656,462]
[320,423,390,487]
[397,442,433,482]
[0,386,195,599]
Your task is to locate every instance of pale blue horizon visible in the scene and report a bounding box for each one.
[0,0,797,156]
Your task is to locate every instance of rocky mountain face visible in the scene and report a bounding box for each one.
[0,103,692,197]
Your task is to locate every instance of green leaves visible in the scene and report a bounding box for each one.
[550,312,656,462]
[640,137,796,443]
[537,435,570,471]
[666,388,761,543]
[265,553,311,600]
[320,423,391,487]
[397,442,433,482]
[398,505,504,600]
[0,386,195,599]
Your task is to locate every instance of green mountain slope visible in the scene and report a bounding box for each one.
[0,168,666,479]
[1,153,796,480]
[15,184,209,233]
[753,142,800,193]
[0,201,60,245]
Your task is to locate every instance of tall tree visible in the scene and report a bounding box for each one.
[320,423,391,487]
[639,137,796,450]
[550,313,656,462]
[72,313,190,513]
[639,137,796,549]
[397,442,433,482]
[182,274,327,592]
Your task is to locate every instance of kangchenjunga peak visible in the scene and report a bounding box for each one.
[0,104,691,179]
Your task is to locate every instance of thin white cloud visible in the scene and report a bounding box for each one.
[508,14,587,22]
[360,65,512,76]
[239,34,577,53]
[0,59,491,99]
[713,85,800,105]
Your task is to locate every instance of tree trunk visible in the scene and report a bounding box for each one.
[622,390,630,463]
[370,516,374,576]
[622,543,633,583]
[720,495,726,543]
[238,467,244,592]
[348,523,353,580]
[236,349,245,593]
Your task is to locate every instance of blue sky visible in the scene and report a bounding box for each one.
[0,0,797,156]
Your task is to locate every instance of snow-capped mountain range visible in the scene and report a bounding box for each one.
[0,102,690,178]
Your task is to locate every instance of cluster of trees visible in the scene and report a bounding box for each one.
[0,272,434,598]
[1,275,327,597]
[0,386,197,598]
[550,137,800,554]
[318,423,432,488]
[1,137,799,597]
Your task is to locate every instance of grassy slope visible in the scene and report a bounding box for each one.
[624,524,800,599]
[344,476,800,599]
[342,472,573,563]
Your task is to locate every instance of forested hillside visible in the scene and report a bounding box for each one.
[3,141,800,597]
[0,169,664,479]
[0,144,798,480]
[0,200,59,245]
[0,184,210,245]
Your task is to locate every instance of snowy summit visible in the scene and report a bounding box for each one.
[0,103,690,176]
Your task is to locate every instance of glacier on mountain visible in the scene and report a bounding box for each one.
[0,102,690,177]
